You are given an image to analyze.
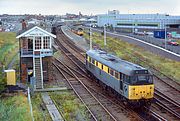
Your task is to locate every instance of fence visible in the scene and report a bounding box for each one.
[27,87,34,121]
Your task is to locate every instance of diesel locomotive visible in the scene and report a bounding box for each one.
[85,50,154,107]
[71,27,84,36]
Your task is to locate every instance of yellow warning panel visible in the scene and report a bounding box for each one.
[4,69,16,85]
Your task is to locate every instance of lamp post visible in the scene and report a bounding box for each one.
[164,21,167,49]
[104,24,107,46]
[90,22,92,50]
[132,19,135,33]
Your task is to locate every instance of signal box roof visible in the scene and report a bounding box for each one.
[16,25,56,39]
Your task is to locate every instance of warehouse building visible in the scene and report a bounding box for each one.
[97,10,180,32]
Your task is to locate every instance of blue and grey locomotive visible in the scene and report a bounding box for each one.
[85,50,154,107]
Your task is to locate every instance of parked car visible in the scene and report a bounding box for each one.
[134,31,145,36]
[146,32,154,37]
[167,39,179,46]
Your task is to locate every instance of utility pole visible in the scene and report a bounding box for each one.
[104,24,107,46]
[90,23,92,50]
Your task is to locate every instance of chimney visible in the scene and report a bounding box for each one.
[22,19,27,30]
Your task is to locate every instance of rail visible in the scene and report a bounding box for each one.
[56,25,180,120]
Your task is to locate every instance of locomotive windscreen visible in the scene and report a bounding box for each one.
[135,70,148,74]
[78,28,83,30]
[130,75,153,85]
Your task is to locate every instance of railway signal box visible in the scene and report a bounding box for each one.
[16,26,56,89]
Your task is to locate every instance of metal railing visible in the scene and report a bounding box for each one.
[21,49,33,56]
[21,49,53,57]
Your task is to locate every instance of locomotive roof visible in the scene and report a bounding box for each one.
[86,49,148,75]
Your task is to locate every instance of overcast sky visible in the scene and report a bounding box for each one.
[0,0,180,15]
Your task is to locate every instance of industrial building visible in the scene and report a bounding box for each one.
[97,10,180,32]
[16,23,56,89]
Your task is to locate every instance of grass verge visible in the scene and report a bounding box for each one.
[0,32,18,91]
[0,94,32,121]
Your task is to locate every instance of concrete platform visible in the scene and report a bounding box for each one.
[34,87,67,92]
[61,26,89,51]
[42,92,64,121]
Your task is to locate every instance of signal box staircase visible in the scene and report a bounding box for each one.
[34,57,43,89]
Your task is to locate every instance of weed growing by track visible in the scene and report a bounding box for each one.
[50,91,90,121]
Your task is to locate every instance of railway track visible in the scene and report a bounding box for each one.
[55,26,180,120]
[58,28,155,121]
[82,27,180,119]
[153,89,180,119]
[54,56,169,121]
[55,36,86,73]
[57,57,168,121]
[53,58,146,121]
[54,29,146,120]
[53,59,118,121]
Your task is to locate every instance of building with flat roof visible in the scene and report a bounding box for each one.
[97,10,180,32]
